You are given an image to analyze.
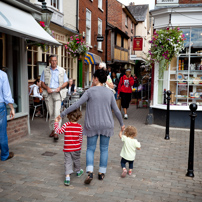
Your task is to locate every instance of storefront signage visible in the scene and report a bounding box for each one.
[157,0,179,3]
[52,31,68,43]
[130,55,137,60]
[133,37,143,51]
[97,36,104,42]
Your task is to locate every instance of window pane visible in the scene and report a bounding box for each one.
[57,0,59,9]
[86,28,90,44]
[34,66,38,79]
[34,52,37,65]
[42,53,45,62]
[27,51,32,65]
[61,56,63,67]
[28,66,32,80]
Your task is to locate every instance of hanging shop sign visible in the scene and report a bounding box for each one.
[97,36,104,42]
[133,37,143,51]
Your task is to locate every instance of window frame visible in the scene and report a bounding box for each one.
[86,8,92,46]
[98,18,102,50]
[98,0,102,10]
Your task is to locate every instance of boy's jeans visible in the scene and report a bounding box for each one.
[86,135,110,174]
[0,103,9,161]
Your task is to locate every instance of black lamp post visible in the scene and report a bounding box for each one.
[165,90,171,140]
[38,0,53,27]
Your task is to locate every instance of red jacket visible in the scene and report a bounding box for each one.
[54,122,83,152]
[118,75,134,94]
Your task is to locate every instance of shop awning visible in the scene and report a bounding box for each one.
[84,52,102,65]
[0,1,60,46]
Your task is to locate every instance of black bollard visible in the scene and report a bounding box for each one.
[165,90,171,140]
[186,103,197,178]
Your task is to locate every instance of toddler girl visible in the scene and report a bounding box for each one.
[54,108,83,186]
[119,126,141,177]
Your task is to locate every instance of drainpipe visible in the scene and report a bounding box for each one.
[105,0,108,64]
[76,0,79,86]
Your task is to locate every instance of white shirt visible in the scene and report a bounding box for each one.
[29,84,43,100]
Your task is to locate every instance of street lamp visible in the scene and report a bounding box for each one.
[38,0,53,27]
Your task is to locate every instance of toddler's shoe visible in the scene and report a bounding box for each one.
[128,170,132,176]
[77,169,84,177]
[64,179,70,186]
[121,168,127,178]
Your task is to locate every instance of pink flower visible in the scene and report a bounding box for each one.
[76,38,80,41]
[77,41,80,44]
[40,21,45,27]
[166,27,169,30]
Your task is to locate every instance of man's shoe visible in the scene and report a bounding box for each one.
[77,169,84,177]
[49,130,55,137]
[6,152,14,160]
[64,179,70,186]
[124,114,128,119]
[54,134,59,141]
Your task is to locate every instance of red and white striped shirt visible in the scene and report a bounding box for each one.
[54,122,83,152]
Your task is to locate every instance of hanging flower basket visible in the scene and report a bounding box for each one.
[147,27,186,76]
[65,34,88,58]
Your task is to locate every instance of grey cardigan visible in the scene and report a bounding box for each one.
[60,86,124,137]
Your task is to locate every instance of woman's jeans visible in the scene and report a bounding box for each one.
[0,103,9,161]
[86,135,110,174]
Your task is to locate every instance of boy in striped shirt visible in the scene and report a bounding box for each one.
[54,108,83,186]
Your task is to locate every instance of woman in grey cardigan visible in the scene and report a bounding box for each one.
[59,69,125,184]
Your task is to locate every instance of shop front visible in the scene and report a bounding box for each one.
[150,5,202,129]
[0,1,60,142]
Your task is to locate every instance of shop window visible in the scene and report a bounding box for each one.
[0,33,6,68]
[27,45,38,81]
[61,45,73,79]
[157,28,202,107]
[98,18,102,50]
[86,9,91,45]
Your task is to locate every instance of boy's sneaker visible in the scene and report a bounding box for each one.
[64,179,70,186]
[124,114,128,119]
[76,169,84,177]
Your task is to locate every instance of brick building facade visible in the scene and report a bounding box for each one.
[78,0,106,88]
[107,0,136,72]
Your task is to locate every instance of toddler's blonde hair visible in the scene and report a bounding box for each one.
[124,126,137,138]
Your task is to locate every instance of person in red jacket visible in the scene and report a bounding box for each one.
[117,69,134,119]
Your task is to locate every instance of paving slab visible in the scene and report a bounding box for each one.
[0,104,202,202]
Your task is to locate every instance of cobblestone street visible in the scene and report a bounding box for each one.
[0,104,202,202]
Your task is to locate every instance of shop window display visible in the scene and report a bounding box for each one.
[158,28,202,106]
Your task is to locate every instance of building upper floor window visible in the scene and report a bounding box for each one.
[131,23,133,33]
[125,16,128,27]
[86,9,91,45]
[51,0,59,10]
[98,0,102,10]
[98,18,102,50]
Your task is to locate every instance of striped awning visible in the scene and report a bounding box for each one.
[84,52,102,65]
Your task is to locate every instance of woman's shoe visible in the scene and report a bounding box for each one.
[84,172,93,184]
[98,172,105,180]
[124,114,128,119]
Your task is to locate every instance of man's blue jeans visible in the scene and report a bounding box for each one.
[0,103,9,161]
[86,135,110,174]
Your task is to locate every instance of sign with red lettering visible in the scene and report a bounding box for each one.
[133,37,143,51]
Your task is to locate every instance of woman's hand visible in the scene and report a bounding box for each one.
[55,115,61,122]
[121,125,125,132]
[47,87,53,94]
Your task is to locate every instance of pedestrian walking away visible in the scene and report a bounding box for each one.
[41,55,68,141]
[117,68,134,119]
[54,108,83,186]
[118,126,141,177]
[0,69,15,161]
[57,69,125,185]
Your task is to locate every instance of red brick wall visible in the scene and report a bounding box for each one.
[155,0,202,4]
[7,116,28,143]
[79,0,106,61]
[79,0,106,87]
[108,0,122,30]
[107,30,111,62]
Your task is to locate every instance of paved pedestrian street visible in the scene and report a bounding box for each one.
[0,105,202,202]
